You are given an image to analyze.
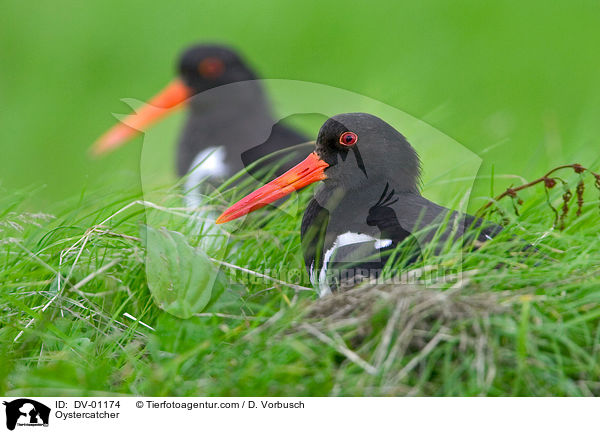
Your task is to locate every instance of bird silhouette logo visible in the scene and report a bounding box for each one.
[3,399,50,431]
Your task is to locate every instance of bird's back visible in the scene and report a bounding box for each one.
[300,188,503,295]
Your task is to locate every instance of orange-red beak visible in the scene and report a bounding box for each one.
[91,78,192,156]
[216,152,329,224]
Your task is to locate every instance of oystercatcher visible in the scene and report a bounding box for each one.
[92,44,310,201]
[216,113,502,296]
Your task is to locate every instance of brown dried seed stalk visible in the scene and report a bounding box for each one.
[544,178,556,188]
[576,180,585,217]
[477,163,600,218]
[559,189,572,231]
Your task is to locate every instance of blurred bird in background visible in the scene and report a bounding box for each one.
[92,44,312,205]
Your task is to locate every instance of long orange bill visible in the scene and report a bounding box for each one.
[216,152,329,224]
[91,78,192,156]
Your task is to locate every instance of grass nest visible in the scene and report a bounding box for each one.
[291,274,521,393]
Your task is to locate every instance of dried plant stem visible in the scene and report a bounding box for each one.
[477,164,600,230]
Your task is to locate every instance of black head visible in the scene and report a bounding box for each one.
[177,44,257,94]
[216,113,422,225]
[315,113,421,193]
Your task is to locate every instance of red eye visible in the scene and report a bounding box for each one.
[339,131,358,146]
[198,57,225,78]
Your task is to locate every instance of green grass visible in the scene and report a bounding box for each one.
[2,0,600,396]
[1,170,599,396]
[3,1,600,206]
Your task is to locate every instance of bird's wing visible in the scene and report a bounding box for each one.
[391,193,555,268]
[391,192,503,250]
[300,198,330,283]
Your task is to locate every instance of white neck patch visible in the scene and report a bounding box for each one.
[316,231,392,297]
[184,146,228,207]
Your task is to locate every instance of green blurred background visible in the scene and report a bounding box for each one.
[1,0,600,208]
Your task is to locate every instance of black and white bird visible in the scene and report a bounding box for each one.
[92,44,310,203]
[216,113,502,296]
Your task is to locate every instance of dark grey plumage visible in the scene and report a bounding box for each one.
[175,45,311,182]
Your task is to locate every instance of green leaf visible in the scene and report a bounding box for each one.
[144,225,223,319]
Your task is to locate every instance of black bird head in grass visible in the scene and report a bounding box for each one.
[314,113,421,194]
[216,113,422,223]
[177,44,257,95]
[92,43,257,155]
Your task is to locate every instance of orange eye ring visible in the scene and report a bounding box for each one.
[339,131,358,146]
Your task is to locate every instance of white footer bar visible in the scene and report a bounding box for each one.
[1,397,596,432]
